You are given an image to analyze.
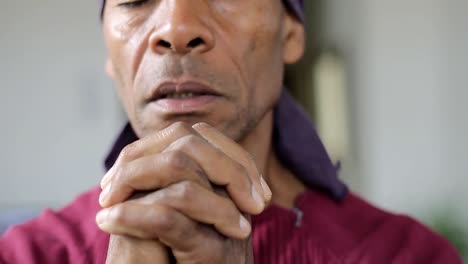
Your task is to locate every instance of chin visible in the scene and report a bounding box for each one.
[133,114,231,138]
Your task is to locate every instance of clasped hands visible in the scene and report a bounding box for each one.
[96,122,272,263]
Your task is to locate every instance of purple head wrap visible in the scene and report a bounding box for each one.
[282,0,305,22]
[99,0,304,22]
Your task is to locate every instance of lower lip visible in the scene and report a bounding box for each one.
[149,95,220,113]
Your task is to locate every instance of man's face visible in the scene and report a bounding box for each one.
[103,0,304,141]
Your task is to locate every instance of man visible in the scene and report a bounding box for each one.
[0,0,462,263]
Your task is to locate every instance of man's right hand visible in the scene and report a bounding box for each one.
[97,122,271,263]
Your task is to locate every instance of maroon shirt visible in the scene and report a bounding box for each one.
[0,92,462,263]
[0,187,461,263]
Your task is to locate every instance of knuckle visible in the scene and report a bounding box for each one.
[165,151,191,172]
[176,134,203,149]
[184,134,202,145]
[111,163,134,191]
[164,151,210,189]
[119,142,140,161]
[173,181,196,201]
[151,207,177,233]
[113,163,127,182]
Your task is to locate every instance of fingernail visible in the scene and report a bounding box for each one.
[99,184,111,205]
[96,208,110,225]
[239,215,251,235]
[192,122,209,129]
[252,187,264,211]
[260,176,272,201]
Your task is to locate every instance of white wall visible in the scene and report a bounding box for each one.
[0,1,123,209]
[322,0,468,223]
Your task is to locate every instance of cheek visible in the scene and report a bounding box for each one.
[105,51,140,129]
[246,25,285,106]
[223,23,284,111]
[107,48,136,118]
[117,82,135,112]
[104,15,149,123]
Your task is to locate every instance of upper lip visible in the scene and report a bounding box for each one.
[147,81,221,102]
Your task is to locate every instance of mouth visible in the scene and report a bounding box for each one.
[147,81,223,113]
[149,81,221,101]
[159,91,212,99]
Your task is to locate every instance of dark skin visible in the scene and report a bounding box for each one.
[98,0,305,262]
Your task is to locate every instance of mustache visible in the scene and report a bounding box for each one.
[143,56,217,84]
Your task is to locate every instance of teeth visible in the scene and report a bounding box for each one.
[166,92,196,99]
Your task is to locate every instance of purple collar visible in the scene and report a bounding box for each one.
[104,90,348,201]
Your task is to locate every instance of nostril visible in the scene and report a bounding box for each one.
[158,40,172,49]
[187,37,204,48]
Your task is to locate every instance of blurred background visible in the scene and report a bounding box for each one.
[1,0,467,259]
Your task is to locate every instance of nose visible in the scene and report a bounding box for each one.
[149,2,215,55]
